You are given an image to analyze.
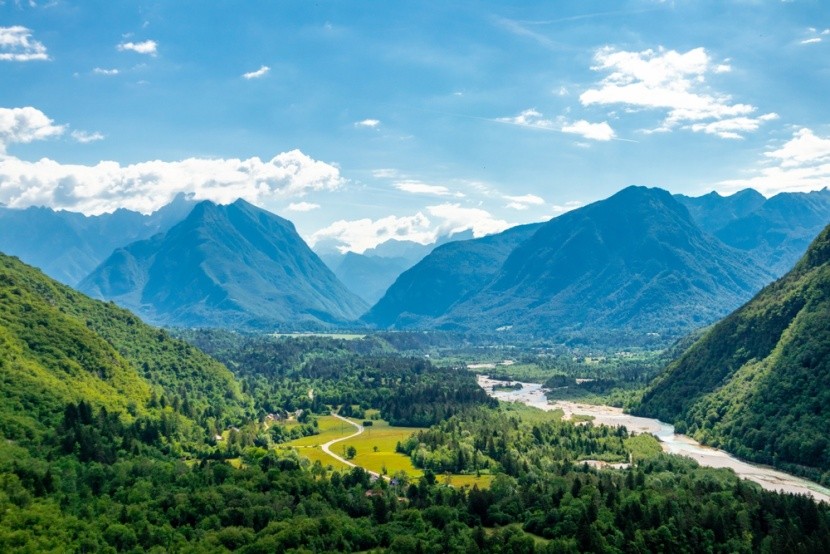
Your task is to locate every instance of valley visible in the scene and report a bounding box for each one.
[479,376,830,503]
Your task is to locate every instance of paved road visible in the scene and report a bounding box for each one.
[320,413,385,480]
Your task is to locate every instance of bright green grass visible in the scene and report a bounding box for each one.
[285,415,357,447]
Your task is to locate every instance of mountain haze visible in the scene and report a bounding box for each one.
[677,188,830,276]
[0,193,196,285]
[363,222,543,328]
[80,199,367,329]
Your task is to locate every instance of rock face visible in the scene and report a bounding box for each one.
[636,223,830,477]
[80,199,367,329]
[366,186,772,343]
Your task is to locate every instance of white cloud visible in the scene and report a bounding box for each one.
[504,193,545,210]
[498,110,615,141]
[689,113,779,139]
[496,109,555,129]
[719,128,830,195]
[355,119,381,128]
[550,200,583,216]
[117,40,157,56]
[310,213,434,253]
[70,130,104,143]
[764,128,830,167]
[286,201,320,212]
[561,119,616,141]
[580,46,772,138]
[242,65,270,79]
[801,37,822,45]
[426,203,510,238]
[0,26,48,61]
[309,203,510,253]
[0,149,344,215]
[394,180,463,197]
[93,67,119,76]
[372,168,398,178]
[0,107,64,151]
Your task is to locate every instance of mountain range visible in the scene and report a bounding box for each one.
[636,222,830,480]
[367,186,778,343]
[79,199,367,329]
[0,193,196,285]
[676,187,830,276]
[318,232,474,304]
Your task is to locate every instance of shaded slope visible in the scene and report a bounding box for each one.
[677,188,830,277]
[362,222,543,328]
[80,199,367,329]
[441,186,771,341]
[636,224,830,480]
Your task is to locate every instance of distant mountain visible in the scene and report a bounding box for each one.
[366,187,772,343]
[635,223,830,480]
[363,222,543,328]
[79,199,367,329]
[675,189,766,231]
[0,193,195,285]
[0,251,248,444]
[676,188,830,276]
[321,231,475,305]
[330,252,413,305]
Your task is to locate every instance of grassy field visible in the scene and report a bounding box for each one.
[286,415,357,447]
[283,416,493,488]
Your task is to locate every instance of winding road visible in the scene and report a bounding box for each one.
[321,413,386,480]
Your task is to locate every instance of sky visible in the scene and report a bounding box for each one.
[1,0,830,253]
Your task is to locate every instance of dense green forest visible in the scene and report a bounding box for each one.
[636,225,830,485]
[180,330,495,427]
[2,253,830,552]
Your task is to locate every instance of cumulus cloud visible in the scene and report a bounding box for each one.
[426,203,510,238]
[117,40,157,56]
[719,128,830,195]
[93,67,119,76]
[580,46,775,138]
[504,193,545,210]
[0,26,49,61]
[394,180,463,197]
[355,119,381,128]
[561,119,616,141]
[286,201,320,212]
[310,213,434,253]
[0,149,344,214]
[70,130,105,143]
[0,107,64,151]
[800,37,822,45]
[242,65,270,79]
[309,204,510,253]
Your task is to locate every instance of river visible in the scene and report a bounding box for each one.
[478,375,830,503]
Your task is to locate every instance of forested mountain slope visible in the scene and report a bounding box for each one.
[0,252,249,449]
[636,223,830,483]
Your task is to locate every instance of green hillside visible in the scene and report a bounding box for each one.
[636,224,830,484]
[0,252,250,449]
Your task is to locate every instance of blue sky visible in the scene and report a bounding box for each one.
[1,0,830,252]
